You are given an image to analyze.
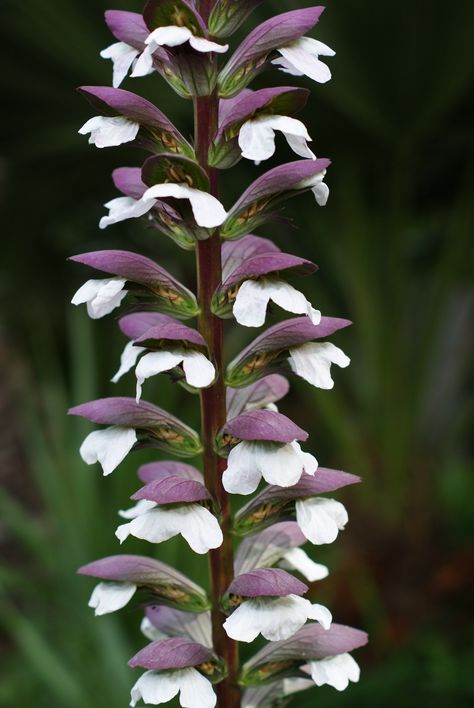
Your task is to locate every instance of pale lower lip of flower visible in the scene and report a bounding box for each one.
[78,115,140,148]
[88,581,136,616]
[239,114,315,163]
[99,196,156,230]
[296,497,349,544]
[308,652,360,691]
[279,547,330,582]
[143,183,227,229]
[145,25,228,54]
[233,278,321,328]
[71,277,127,319]
[130,667,217,708]
[135,349,216,402]
[100,41,141,87]
[79,426,137,476]
[273,36,336,84]
[288,341,350,389]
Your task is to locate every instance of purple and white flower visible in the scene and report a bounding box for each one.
[130,668,216,707]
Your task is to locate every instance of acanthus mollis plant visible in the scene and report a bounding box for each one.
[70,1,367,706]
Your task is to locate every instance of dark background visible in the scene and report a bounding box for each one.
[0,0,473,706]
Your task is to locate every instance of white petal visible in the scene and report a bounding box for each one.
[178,667,217,708]
[182,351,215,388]
[222,441,263,495]
[135,350,185,402]
[282,677,315,696]
[112,341,146,383]
[88,581,136,616]
[284,133,316,160]
[271,56,305,77]
[309,653,360,691]
[189,36,228,54]
[118,499,157,519]
[265,280,321,325]
[239,119,278,163]
[78,116,140,148]
[277,37,335,84]
[130,670,179,707]
[146,25,193,47]
[280,547,329,582]
[312,181,330,206]
[79,426,137,476]
[307,602,332,630]
[143,183,227,228]
[224,595,316,643]
[71,277,127,319]
[293,441,319,477]
[116,505,222,554]
[100,41,140,88]
[178,505,223,554]
[289,342,350,389]
[233,279,272,327]
[99,196,156,230]
[296,497,348,545]
[131,45,155,78]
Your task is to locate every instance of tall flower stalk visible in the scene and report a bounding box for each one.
[71,2,367,707]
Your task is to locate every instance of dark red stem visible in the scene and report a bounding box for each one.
[194,12,240,704]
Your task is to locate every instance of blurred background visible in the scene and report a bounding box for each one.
[0,0,473,706]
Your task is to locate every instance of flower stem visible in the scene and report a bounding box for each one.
[194,86,240,705]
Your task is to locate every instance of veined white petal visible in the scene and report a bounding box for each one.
[296,497,348,545]
[118,499,157,520]
[312,181,330,206]
[78,116,140,148]
[307,602,332,630]
[130,668,216,708]
[308,653,360,691]
[223,440,317,495]
[130,670,179,707]
[100,195,156,230]
[280,547,329,582]
[223,595,321,643]
[143,183,227,228]
[131,45,155,77]
[189,36,229,53]
[239,115,315,163]
[71,277,127,319]
[79,426,137,476]
[135,350,185,402]
[275,37,335,84]
[116,504,223,554]
[112,340,146,383]
[182,351,216,388]
[233,280,272,327]
[289,342,350,389]
[146,25,193,47]
[100,41,140,88]
[88,581,136,616]
[178,667,217,708]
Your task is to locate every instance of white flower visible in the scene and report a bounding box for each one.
[100,42,148,88]
[308,652,360,691]
[135,349,215,401]
[300,169,330,206]
[118,499,157,519]
[233,278,321,328]
[239,115,315,164]
[145,25,228,54]
[99,196,157,230]
[88,581,136,616]
[71,277,127,319]
[116,503,223,555]
[289,342,350,389]
[143,183,227,229]
[79,426,137,476]
[130,667,216,708]
[279,547,329,582]
[223,595,331,642]
[296,497,348,545]
[78,116,140,148]
[222,440,317,495]
[112,341,147,383]
[273,37,336,84]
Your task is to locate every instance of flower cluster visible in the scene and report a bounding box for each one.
[71,2,366,707]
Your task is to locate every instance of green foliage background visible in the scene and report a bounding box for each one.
[0,0,472,706]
